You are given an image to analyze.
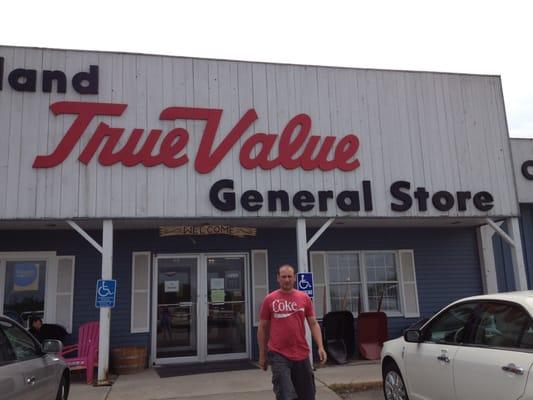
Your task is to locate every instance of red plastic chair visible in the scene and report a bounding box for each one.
[357,312,388,360]
[60,321,99,384]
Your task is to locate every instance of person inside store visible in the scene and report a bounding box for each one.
[258,264,327,400]
[28,315,44,342]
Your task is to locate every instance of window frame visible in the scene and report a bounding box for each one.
[327,251,363,315]
[0,252,58,326]
[363,251,402,315]
[321,250,405,317]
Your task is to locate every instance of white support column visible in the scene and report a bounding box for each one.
[507,217,529,291]
[476,224,499,294]
[296,218,312,365]
[297,218,308,273]
[98,220,113,384]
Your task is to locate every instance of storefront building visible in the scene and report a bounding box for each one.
[0,45,528,382]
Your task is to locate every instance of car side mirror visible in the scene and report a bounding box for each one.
[42,339,63,354]
[404,329,423,343]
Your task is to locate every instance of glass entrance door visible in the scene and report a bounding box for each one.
[206,256,247,358]
[155,257,198,361]
[154,254,249,364]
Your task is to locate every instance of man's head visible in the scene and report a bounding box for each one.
[277,265,296,292]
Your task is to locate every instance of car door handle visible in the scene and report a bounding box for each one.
[25,376,36,385]
[502,364,524,375]
[437,355,450,363]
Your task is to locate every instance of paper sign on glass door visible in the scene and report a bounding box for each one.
[211,278,224,290]
[164,280,180,292]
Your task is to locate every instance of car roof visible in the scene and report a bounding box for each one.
[451,291,533,315]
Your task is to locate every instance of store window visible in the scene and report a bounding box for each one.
[364,252,400,312]
[311,250,419,318]
[327,253,361,313]
[3,261,47,326]
[0,253,75,332]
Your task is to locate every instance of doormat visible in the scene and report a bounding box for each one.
[154,359,258,378]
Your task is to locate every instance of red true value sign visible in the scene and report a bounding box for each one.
[32,101,361,173]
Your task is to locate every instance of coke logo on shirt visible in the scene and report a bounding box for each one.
[272,299,299,313]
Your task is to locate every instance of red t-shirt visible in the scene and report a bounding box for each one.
[259,289,315,361]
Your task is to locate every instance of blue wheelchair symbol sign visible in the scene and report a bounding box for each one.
[296,272,314,299]
[96,279,116,308]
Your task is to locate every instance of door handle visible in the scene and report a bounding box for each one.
[502,364,524,376]
[25,376,36,385]
[437,355,450,363]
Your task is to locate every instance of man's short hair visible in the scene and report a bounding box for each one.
[277,264,295,275]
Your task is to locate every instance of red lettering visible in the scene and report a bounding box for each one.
[239,133,278,169]
[160,106,258,173]
[32,102,127,168]
[278,114,311,169]
[32,101,361,173]
[335,135,360,171]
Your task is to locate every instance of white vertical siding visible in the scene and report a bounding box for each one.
[0,46,519,219]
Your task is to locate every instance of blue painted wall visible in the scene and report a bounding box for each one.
[519,204,533,289]
[493,204,533,292]
[0,225,482,362]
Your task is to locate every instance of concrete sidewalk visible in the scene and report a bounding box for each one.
[70,361,381,400]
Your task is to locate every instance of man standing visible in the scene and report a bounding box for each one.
[258,265,327,400]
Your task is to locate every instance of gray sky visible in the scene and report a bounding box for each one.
[2,0,532,137]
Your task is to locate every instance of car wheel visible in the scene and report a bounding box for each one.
[56,373,69,400]
[383,361,409,400]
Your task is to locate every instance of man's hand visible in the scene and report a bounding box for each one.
[318,347,327,364]
[258,353,268,371]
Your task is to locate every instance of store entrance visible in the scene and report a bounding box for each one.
[153,254,249,364]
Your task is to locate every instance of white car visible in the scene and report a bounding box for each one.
[381,291,533,400]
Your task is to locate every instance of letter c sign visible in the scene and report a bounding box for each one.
[522,160,533,180]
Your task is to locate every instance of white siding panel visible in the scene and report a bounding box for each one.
[17,49,42,218]
[237,62,255,216]
[110,53,125,217]
[78,50,100,218]
[0,46,518,219]
[5,48,25,218]
[146,56,165,217]
[60,51,82,218]
[134,56,149,217]
[120,54,138,217]
[0,48,14,218]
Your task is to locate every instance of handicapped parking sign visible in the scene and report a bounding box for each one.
[95,279,117,308]
[296,272,314,299]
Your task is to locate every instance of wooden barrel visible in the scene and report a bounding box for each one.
[111,346,147,375]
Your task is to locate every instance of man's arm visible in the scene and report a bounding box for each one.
[257,319,270,370]
[307,316,327,364]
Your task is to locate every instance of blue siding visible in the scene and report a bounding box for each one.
[493,205,533,292]
[493,221,517,291]
[0,226,482,361]
[519,204,533,289]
